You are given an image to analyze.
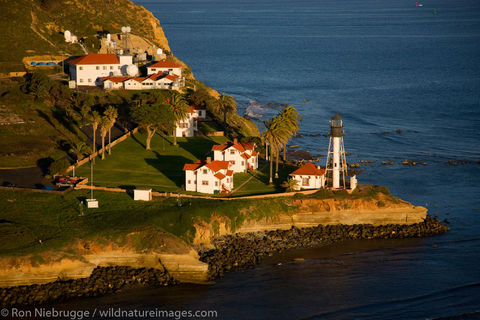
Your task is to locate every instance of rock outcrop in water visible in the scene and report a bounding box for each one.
[199,216,449,279]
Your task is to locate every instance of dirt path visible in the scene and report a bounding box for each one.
[30,11,56,49]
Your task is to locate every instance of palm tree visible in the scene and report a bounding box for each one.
[263,117,289,184]
[218,93,236,124]
[167,92,189,146]
[87,110,101,163]
[69,141,89,177]
[279,105,301,162]
[99,116,110,160]
[281,178,299,192]
[104,106,118,155]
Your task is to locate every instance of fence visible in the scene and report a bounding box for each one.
[66,127,139,174]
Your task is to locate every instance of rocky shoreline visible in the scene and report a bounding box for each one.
[0,216,449,307]
[199,216,449,279]
[0,266,176,307]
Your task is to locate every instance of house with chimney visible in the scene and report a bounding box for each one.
[289,163,326,190]
[175,105,207,137]
[211,139,258,173]
[183,157,234,194]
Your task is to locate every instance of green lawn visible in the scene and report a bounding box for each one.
[76,133,228,192]
[76,133,295,196]
[230,159,291,197]
[0,188,293,258]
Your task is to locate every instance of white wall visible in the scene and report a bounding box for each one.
[74,64,121,86]
[291,174,325,190]
[196,168,220,194]
[147,67,182,77]
[185,170,197,192]
[124,80,142,90]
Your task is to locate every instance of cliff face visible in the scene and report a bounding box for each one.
[193,196,427,246]
[1,0,172,72]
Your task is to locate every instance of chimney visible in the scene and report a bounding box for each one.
[233,138,238,144]
[206,157,211,164]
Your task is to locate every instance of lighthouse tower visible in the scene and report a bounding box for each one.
[325,113,348,189]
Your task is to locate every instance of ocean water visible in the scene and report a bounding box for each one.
[58,0,480,318]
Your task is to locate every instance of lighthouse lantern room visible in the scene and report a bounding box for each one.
[325,113,348,189]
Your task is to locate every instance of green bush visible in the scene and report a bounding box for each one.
[49,158,71,175]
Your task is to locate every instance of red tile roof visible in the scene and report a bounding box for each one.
[183,162,204,171]
[214,172,226,180]
[251,150,258,156]
[165,74,179,82]
[69,54,119,65]
[241,153,251,160]
[211,141,256,152]
[205,160,229,172]
[102,76,129,83]
[290,163,326,176]
[226,170,234,176]
[148,61,182,69]
[183,160,229,173]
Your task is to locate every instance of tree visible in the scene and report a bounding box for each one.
[130,103,173,150]
[69,141,89,163]
[218,93,237,124]
[99,116,110,160]
[104,106,118,155]
[69,141,89,176]
[263,117,290,184]
[167,92,189,146]
[281,178,299,192]
[278,105,302,162]
[85,110,101,162]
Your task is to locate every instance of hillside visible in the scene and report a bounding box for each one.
[0,0,171,73]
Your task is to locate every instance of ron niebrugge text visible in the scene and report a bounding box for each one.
[1,307,218,319]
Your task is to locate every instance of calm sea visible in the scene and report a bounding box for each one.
[58,0,480,318]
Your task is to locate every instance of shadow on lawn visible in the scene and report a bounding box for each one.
[177,137,217,160]
[145,152,190,188]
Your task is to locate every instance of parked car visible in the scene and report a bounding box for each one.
[56,176,77,187]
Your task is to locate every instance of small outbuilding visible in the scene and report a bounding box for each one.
[289,163,326,191]
[133,189,152,201]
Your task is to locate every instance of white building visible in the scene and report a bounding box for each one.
[147,60,182,77]
[183,158,234,194]
[289,163,326,191]
[133,189,152,201]
[102,73,183,91]
[68,54,133,87]
[175,105,207,137]
[212,139,258,173]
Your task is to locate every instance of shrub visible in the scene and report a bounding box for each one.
[49,158,71,175]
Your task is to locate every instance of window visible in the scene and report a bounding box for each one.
[241,161,244,166]
[230,150,235,155]
[226,178,229,183]
[118,66,121,69]
[202,181,208,186]
[88,78,92,83]
[96,66,100,70]
[302,177,310,186]
[110,66,113,70]
[215,181,218,186]
[151,68,156,72]
[230,160,235,165]
[203,169,208,174]
[103,66,107,70]
[188,180,191,184]
[79,66,83,70]
[79,79,84,83]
